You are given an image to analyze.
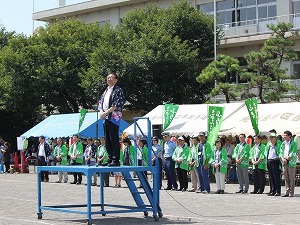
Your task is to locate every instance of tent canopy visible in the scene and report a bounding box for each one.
[124,102,300,137]
[21,112,130,139]
[219,102,300,136]
[124,103,244,137]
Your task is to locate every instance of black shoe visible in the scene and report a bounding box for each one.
[219,190,225,194]
[268,192,275,196]
[176,188,183,191]
[164,187,172,190]
[76,182,81,185]
[274,193,280,196]
[250,191,258,194]
[215,190,221,194]
[242,190,248,194]
[108,161,120,167]
[236,190,242,193]
[70,181,77,184]
[257,191,263,194]
[91,183,97,186]
[282,194,289,197]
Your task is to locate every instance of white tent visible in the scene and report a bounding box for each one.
[219,102,300,136]
[123,103,244,137]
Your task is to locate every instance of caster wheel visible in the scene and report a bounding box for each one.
[154,215,159,222]
[144,211,148,217]
[102,214,106,216]
[158,211,163,218]
[37,213,42,219]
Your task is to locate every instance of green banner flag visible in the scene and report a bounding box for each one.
[207,106,225,147]
[245,98,259,135]
[78,108,87,133]
[163,104,179,130]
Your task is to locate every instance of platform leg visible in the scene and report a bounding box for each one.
[86,172,92,223]
[37,168,43,219]
[99,172,105,213]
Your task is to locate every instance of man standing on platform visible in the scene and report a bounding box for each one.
[281,130,298,197]
[98,72,125,167]
[37,136,51,182]
[162,132,178,191]
[232,133,250,194]
[69,134,83,185]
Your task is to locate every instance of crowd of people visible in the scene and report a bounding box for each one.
[1,128,293,198]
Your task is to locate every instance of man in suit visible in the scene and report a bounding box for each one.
[37,136,51,182]
[98,72,125,167]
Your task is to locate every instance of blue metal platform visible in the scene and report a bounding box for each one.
[37,117,162,225]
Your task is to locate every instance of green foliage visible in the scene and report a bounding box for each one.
[244,22,298,103]
[197,54,244,103]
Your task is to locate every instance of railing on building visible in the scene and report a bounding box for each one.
[219,13,300,39]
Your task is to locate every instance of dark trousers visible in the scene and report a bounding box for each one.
[267,159,281,194]
[38,156,49,181]
[104,120,120,162]
[252,167,266,193]
[152,158,163,189]
[163,158,177,189]
[176,167,188,190]
[71,161,82,183]
[4,161,10,173]
[197,165,210,192]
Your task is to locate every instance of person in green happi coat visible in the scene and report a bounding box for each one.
[210,139,227,194]
[96,137,110,187]
[172,136,189,192]
[53,138,68,183]
[280,131,298,197]
[69,134,83,185]
[187,136,200,192]
[249,135,267,194]
[232,133,250,194]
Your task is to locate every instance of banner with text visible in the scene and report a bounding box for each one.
[207,106,225,147]
[78,108,87,133]
[163,104,179,130]
[245,98,259,135]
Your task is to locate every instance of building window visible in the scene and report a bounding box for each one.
[293,1,300,14]
[198,0,277,26]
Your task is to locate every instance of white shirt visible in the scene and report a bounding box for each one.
[102,86,114,112]
[176,145,183,162]
[98,145,105,157]
[283,141,291,159]
[268,144,278,160]
[254,144,260,161]
[38,143,45,157]
[72,143,77,157]
[137,147,142,160]
[56,145,61,156]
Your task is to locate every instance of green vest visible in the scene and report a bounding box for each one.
[96,145,108,164]
[210,147,228,174]
[187,143,199,170]
[280,140,298,168]
[68,142,83,164]
[53,144,68,166]
[250,143,267,171]
[172,144,189,171]
[232,142,250,168]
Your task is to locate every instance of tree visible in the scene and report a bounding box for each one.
[85,1,217,111]
[196,54,244,103]
[243,22,298,103]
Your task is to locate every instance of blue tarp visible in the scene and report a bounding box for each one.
[21,112,130,138]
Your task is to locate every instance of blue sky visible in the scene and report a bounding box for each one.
[0,0,57,36]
